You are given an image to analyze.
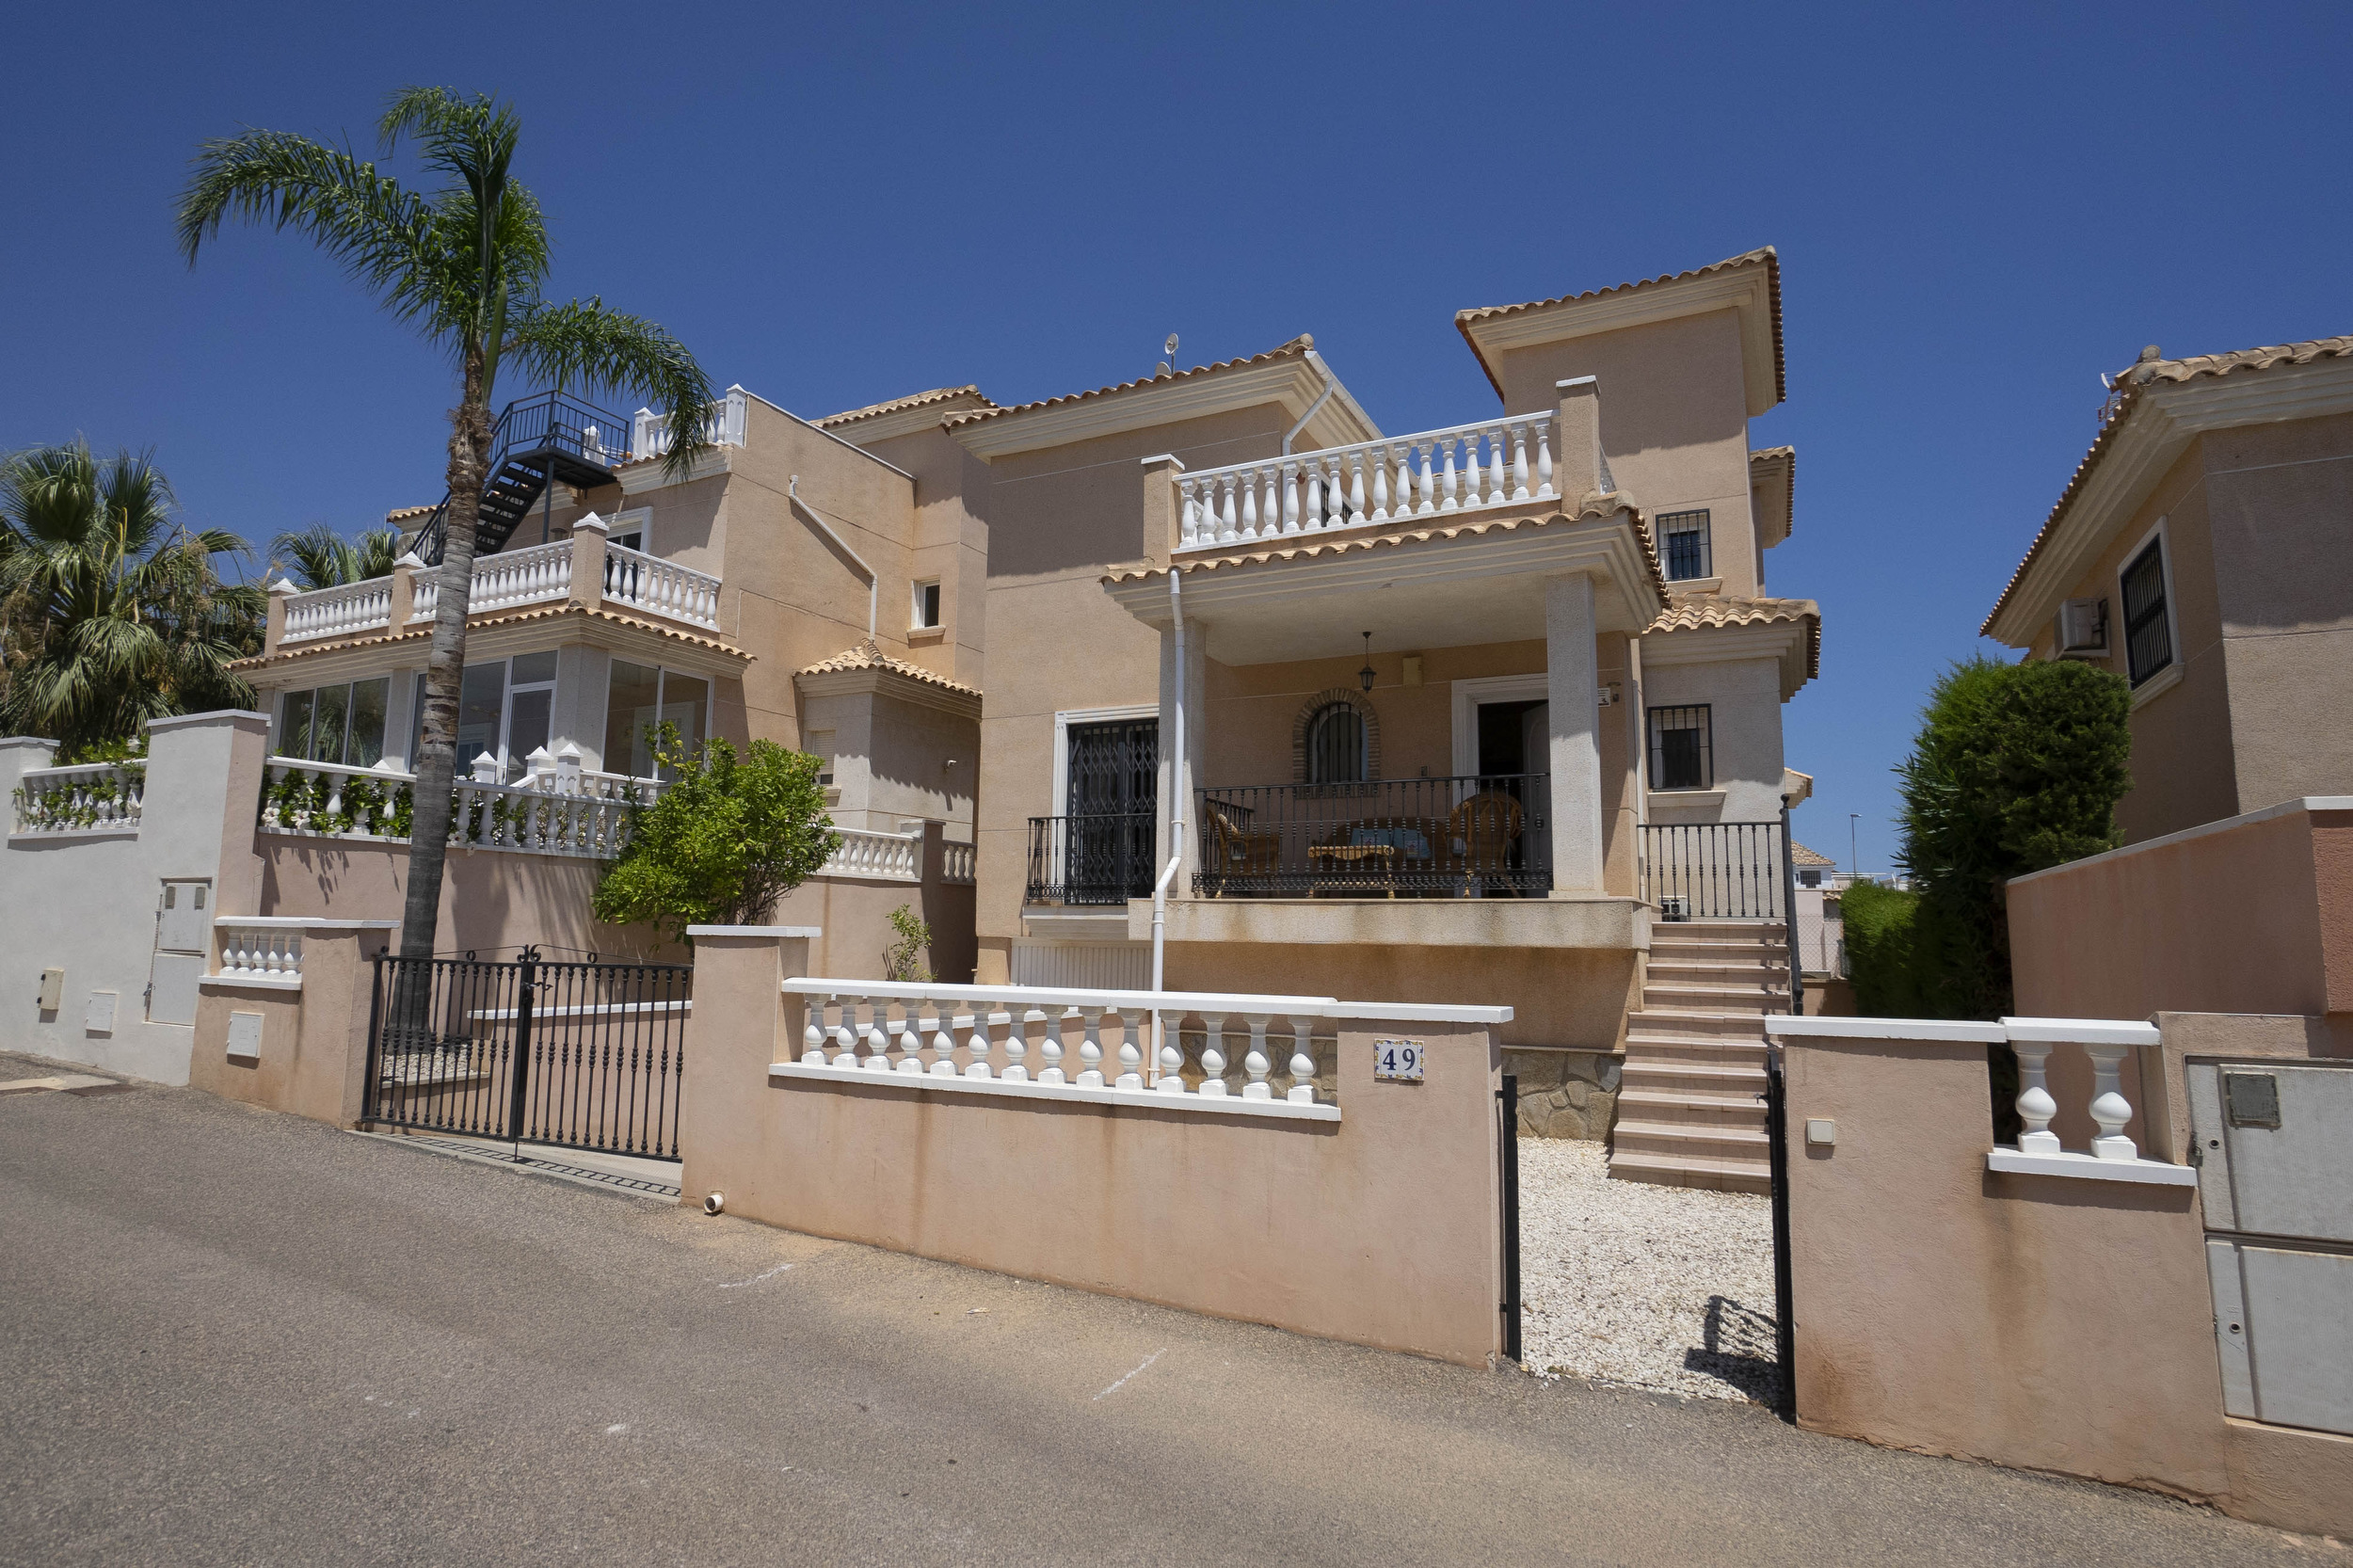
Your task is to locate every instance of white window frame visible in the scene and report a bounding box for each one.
[1449,674,1550,777]
[607,505,652,555]
[596,658,713,781]
[2118,515,2182,703]
[911,578,943,631]
[1052,704,1158,818]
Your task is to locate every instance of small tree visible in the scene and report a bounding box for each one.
[592,728,839,946]
[882,904,933,984]
[1894,656,2132,1019]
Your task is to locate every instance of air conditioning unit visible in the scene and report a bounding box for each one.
[2057,597,2109,658]
[1659,896,1690,921]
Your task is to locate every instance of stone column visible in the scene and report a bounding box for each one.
[1545,574,1604,893]
[567,511,610,611]
[1140,454,1187,566]
[1554,376,1606,501]
[1156,616,1209,896]
[676,925,819,1219]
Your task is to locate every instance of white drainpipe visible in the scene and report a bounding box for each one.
[790,474,876,638]
[1282,351,1338,456]
[1150,564,1186,1081]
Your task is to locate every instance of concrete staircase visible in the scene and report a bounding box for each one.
[1608,919,1789,1194]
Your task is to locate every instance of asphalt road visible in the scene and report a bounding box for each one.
[0,1053,2339,1567]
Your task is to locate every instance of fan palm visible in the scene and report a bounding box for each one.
[270,521,403,590]
[178,86,714,961]
[0,441,264,753]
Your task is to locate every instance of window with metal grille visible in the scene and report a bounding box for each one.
[1305,701,1368,784]
[1065,719,1157,816]
[2121,536,2173,686]
[1657,509,1712,581]
[1647,705,1713,791]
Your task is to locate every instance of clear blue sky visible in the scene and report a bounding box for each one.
[6,1,2347,873]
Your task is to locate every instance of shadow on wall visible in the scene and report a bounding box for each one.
[259,840,680,962]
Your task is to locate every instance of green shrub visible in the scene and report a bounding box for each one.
[882,904,933,984]
[1838,880,1925,1017]
[1894,656,2132,1019]
[592,727,840,946]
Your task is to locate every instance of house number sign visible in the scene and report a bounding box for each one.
[1373,1040,1425,1082]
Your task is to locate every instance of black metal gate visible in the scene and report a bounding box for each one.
[1763,1048,1797,1420]
[364,949,690,1161]
[1498,1073,1522,1362]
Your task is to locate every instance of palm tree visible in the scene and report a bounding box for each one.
[177,87,714,962]
[0,441,264,754]
[269,521,402,590]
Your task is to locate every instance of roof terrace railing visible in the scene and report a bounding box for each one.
[1176,411,1557,552]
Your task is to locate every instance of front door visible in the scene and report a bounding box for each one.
[1065,718,1157,904]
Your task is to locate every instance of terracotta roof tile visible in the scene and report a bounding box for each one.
[946,336,1318,429]
[1109,495,1671,603]
[815,386,995,429]
[1454,248,1785,406]
[1791,841,1836,868]
[1982,334,2353,635]
[234,603,749,671]
[1645,593,1820,680]
[796,639,982,699]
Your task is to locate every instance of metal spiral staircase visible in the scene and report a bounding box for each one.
[409,392,630,566]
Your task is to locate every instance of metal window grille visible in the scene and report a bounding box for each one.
[1065,719,1158,817]
[2121,538,2173,686]
[1647,704,1713,791]
[1305,702,1368,784]
[1658,509,1712,582]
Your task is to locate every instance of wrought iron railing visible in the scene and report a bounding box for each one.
[366,949,689,1160]
[1193,775,1549,898]
[412,391,630,563]
[1027,812,1158,905]
[1640,821,1790,920]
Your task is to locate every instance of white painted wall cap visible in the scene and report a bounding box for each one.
[2000,1016,2161,1046]
[687,925,824,938]
[1765,1016,2009,1044]
[213,916,400,930]
[146,710,271,731]
[781,978,1507,1024]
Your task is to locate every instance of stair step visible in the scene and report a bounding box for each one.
[1639,984,1785,1016]
[1649,940,1787,963]
[1626,1009,1770,1040]
[1617,1088,1768,1123]
[1622,1059,1768,1086]
[1607,1148,1773,1194]
[1644,959,1791,982]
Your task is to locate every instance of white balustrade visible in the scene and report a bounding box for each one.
[470,539,575,615]
[773,981,1506,1122]
[11,761,145,835]
[940,840,976,885]
[214,921,304,983]
[261,754,662,860]
[1175,412,1557,552]
[409,575,439,622]
[632,388,749,461]
[601,543,720,631]
[280,578,393,644]
[821,826,923,881]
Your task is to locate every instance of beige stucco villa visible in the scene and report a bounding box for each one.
[816,248,1824,1189]
[230,386,981,979]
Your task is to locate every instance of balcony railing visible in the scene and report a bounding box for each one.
[259,754,658,860]
[11,760,145,836]
[632,388,748,461]
[1028,812,1157,905]
[1176,412,1557,552]
[1640,822,1790,920]
[280,530,721,645]
[1194,776,1549,898]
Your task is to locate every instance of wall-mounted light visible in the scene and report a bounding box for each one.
[1358,632,1376,693]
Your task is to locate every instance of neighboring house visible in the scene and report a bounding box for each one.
[1984,336,2353,844]
[230,387,981,978]
[1988,334,2353,1032]
[812,248,1823,1189]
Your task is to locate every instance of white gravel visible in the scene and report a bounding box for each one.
[1518,1139,1781,1405]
